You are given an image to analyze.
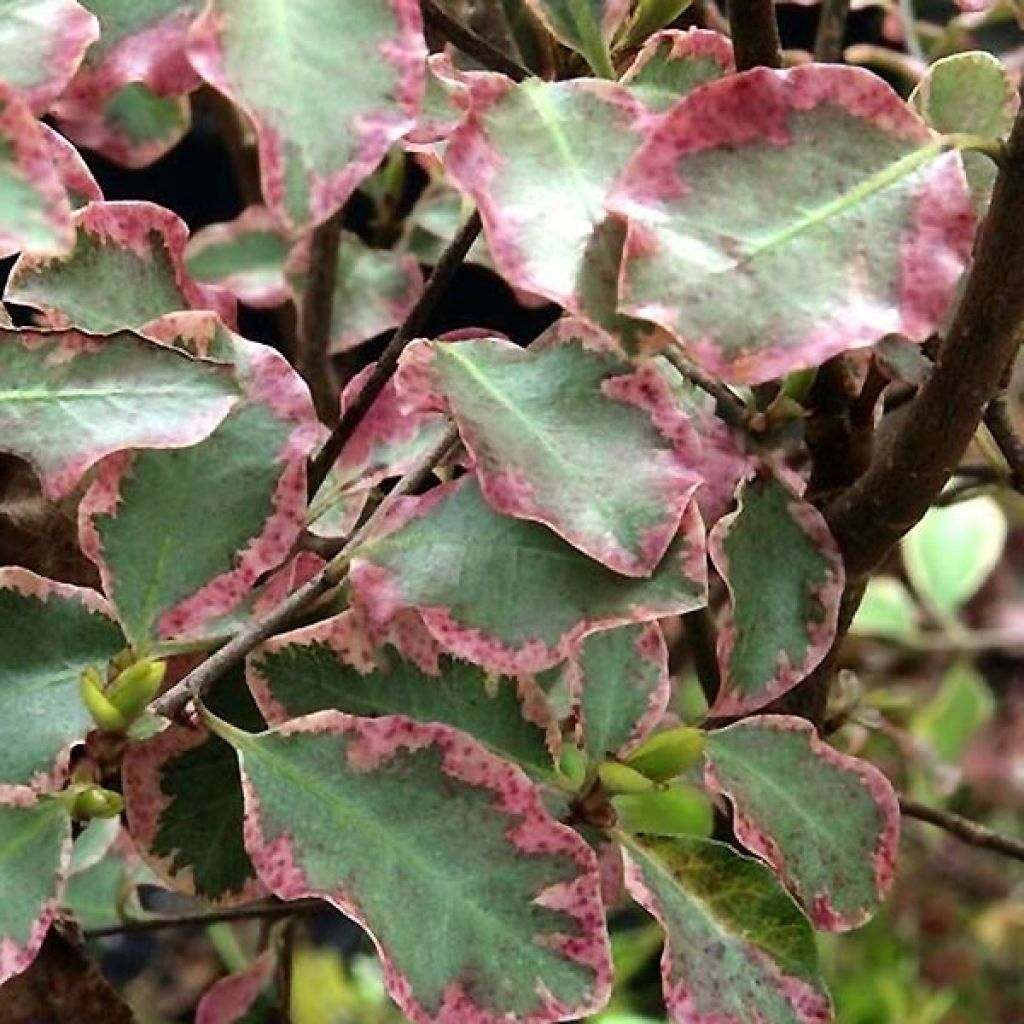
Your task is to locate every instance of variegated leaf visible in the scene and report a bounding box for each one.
[40,124,103,208]
[708,475,844,716]
[0,791,73,988]
[0,569,122,789]
[79,316,319,650]
[63,827,154,931]
[522,0,629,77]
[397,335,700,575]
[186,206,291,308]
[122,667,267,905]
[610,64,975,383]
[0,82,75,259]
[248,609,555,777]
[197,950,277,1024]
[401,178,493,270]
[287,231,424,353]
[187,0,426,232]
[219,711,612,1023]
[350,476,707,675]
[0,0,97,114]
[0,326,240,499]
[703,715,900,932]
[6,200,236,332]
[622,835,831,1024]
[621,29,734,113]
[568,623,669,760]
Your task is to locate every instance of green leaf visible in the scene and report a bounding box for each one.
[0,82,75,259]
[911,660,994,766]
[703,715,900,931]
[849,576,920,643]
[901,496,1007,621]
[522,0,629,77]
[351,476,707,675]
[616,0,694,49]
[569,623,669,760]
[0,793,72,986]
[708,476,844,716]
[79,320,319,649]
[63,826,153,931]
[122,668,267,905]
[621,28,734,113]
[186,206,292,309]
[187,0,426,232]
[397,335,700,574]
[222,711,612,1023]
[248,609,556,777]
[610,64,975,383]
[6,200,236,333]
[622,834,830,1024]
[0,568,123,788]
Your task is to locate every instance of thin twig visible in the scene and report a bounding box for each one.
[984,392,1024,489]
[900,797,1024,863]
[420,0,531,81]
[307,211,483,497]
[153,425,459,719]
[296,211,343,423]
[814,0,851,63]
[662,346,750,432]
[84,899,325,939]
[897,0,926,64]
[727,0,783,70]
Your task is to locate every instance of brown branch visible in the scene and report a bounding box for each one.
[984,391,1024,489]
[727,0,782,71]
[826,101,1024,580]
[295,211,343,423]
[307,211,482,496]
[662,346,751,433]
[153,424,459,719]
[814,0,850,63]
[900,797,1024,863]
[420,0,531,81]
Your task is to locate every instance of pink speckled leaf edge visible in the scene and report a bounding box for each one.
[196,950,276,1024]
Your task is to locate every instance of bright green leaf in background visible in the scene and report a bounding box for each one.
[850,576,921,643]
[911,660,995,769]
[523,0,629,77]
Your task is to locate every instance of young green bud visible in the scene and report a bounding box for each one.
[79,665,128,733]
[558,744,588,789]
[106,658,166,721]
[613,784,714,838]
[597,761,656,795]
[64,784,124,821]
[624,726,705,783]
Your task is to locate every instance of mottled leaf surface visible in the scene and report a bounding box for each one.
[41,123,103,208]
[621,28,734,113]
[398,336,699,574]
[226,712,612,1023]
[708,476,844,716]
[522,0,629,76]
[610,64,975,383]
[569,623,669,760]
[622,835,831,1024]
[6,200,235,332]
[0,326,239,499]
[186,206,291,308]
[0,792,72,987]
[703,715,900,931]
[248,609,555,776]
[351,476,707,674]
[187,0,426,231]
[0,569,122,789]
[80,322,319,649]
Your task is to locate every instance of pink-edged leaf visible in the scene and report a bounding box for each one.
[622,835,832,1024]
[708,475,844,716]
[621,28,735,113]
[40,124,104,209]
[186,0,427,233]
[610,64,975,384]
[186,206,291,308]
[0,0,97,114]
[220,711,612,1023]
[703,715,900,932]
[197,950,276,1024]
[0,568,122,789]
[0,790,73,988]
[446,77,648,315]
[122,668,268,905]
[404,51,478,150]
[80,314,319,650]
[350,475,707,675]
[247,608,556,777]
[286,231,424,353]
[55,81,191,169]
[568,622,670,760]
[0,82,75,259]
[0,326,240,500]
[6,200,236,331]
[396,334,701,575]
[522,0,629,76]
